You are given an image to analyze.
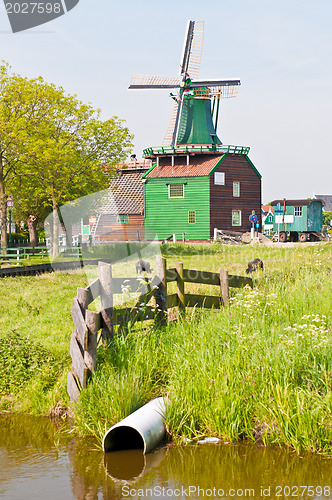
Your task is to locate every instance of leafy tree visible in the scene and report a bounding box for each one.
[11,180,51,246]
[23,98,133,255]
[322,212,332,227]
[0,62,56,248]
[0,62,133,252]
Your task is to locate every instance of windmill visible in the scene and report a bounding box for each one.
[129,21,240,149]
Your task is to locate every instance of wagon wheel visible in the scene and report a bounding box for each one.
[279,231,287,242]
[299,232,307,242]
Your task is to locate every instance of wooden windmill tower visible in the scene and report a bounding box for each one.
[129,20,241,151]
[129,21,261,242]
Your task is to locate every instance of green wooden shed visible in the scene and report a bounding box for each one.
[270,199,324,242]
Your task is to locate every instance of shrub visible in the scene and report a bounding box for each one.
[0,331,59,395]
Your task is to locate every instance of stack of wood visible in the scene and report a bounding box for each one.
[215,230,243,244]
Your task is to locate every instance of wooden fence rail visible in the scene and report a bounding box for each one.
[0,246,49,265]
[67,256,252,401]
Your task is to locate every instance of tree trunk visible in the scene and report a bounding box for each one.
[51,194,60,257]
[0,156,8,249]
[52,207,59,257]
[27,215,38,247]
[64,222,72,248]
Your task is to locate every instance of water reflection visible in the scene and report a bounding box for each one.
[103,447,166,482]
[0,414,72,500]
[1,415,332,500]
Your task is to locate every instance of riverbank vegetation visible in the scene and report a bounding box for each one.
[1,243,332,454]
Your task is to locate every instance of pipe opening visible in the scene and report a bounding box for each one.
[103,425,145,452]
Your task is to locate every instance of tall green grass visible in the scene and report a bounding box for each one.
[75,243,332,454]
[0,270,87,414]
[1,243,332,453]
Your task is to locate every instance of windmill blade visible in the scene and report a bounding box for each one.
[186,21,204,80]
[180,21,204,80]
[190,79,241,88]
[129,74,180,89]
[162,101,179,146]
[180,21,195,77]
[193,85,240,99]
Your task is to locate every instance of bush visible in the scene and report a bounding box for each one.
[0,332,59,395]
[7,232,29,246]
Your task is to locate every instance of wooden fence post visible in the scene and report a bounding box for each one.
[67,371,81,403]
[77,287,89,311]
[176,261,185,316]
[84,309,100,371]
[155,255,168,326]
[68,288,90,401]
[99,261,114,344]
[219,268,229,306]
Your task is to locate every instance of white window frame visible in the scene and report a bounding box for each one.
[214,172,225,185]
[232,210,242,226]
[168,184,184,199]
[117,215,129,224]
[233,181,240,197]
[294,206,302,217]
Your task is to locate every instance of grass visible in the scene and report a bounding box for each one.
[0,269,87,414]
[1,242,332,453]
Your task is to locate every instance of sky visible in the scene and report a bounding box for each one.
[0,0,331,203]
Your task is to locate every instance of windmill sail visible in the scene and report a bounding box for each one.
[129,74,180,89]
[162,102,179,146]
[186,21,204,80]
[173,21,204,145]
[180,21,195,76]
[190,79,240,87]
[128,20,241,149]
[190,83,240,99]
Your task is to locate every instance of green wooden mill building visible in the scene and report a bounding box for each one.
[129,20,262,242]
[142,148,261,241]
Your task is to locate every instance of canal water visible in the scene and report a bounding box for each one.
[0,414,331,500]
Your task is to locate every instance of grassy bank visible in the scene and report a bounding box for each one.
[0,269,87,414]
[1,243,332,453]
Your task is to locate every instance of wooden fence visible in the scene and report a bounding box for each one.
[0,246,49,265]
[0,246,80,267]
[67,256,252,401]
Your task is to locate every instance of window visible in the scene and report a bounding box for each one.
[117,215,129,224]
[169,184,184,198]
[188,211,196,224]
[214,172,225,185]
[232,210,241,226]
[233,181,240,197]
[294,206,302,217]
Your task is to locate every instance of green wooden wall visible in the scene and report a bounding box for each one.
[144,176,210,240]
[272,202,323,232]
[307,202,323,231]
[272,205,308,233]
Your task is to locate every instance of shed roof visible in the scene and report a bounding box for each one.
[144,154,223,179]
[100,168,148,215]
[270,199,323,207]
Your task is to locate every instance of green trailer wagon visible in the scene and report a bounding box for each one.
[270,199,325,242]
